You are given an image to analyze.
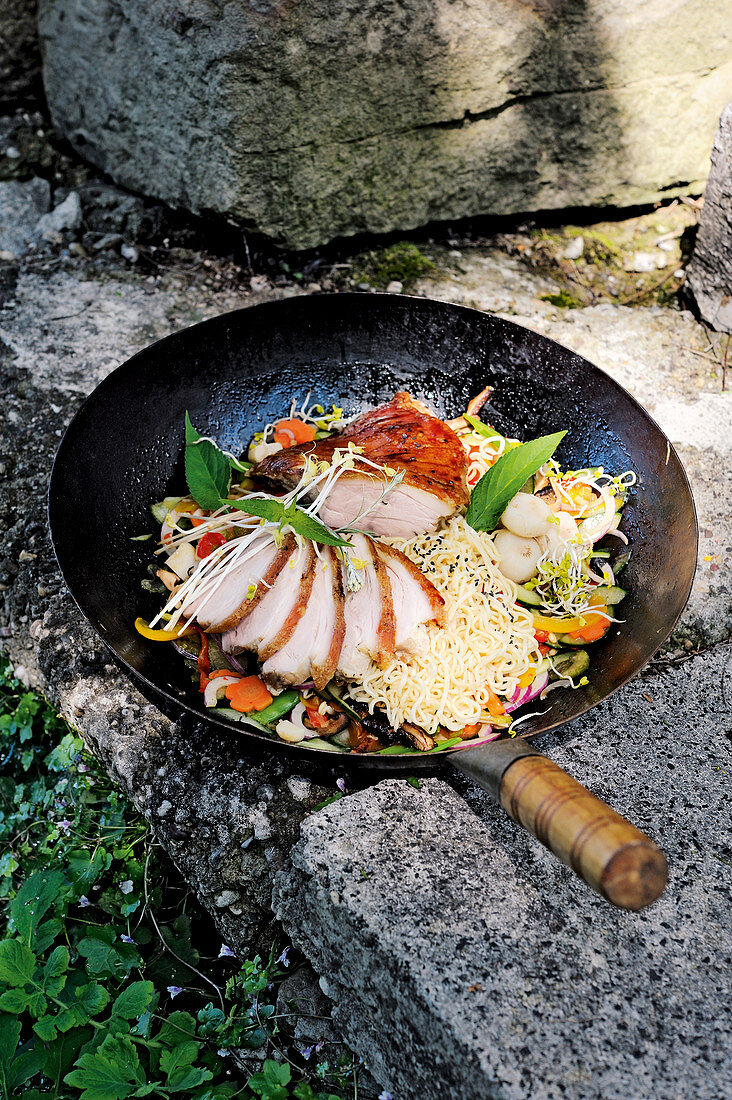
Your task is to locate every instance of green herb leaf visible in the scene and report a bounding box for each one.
[220,496,352,548]
[283,502,352,548]
[465,430,567,533]
[10,869,64,944]
[110,980,154,1021]
[0,988,30,1014]
[63,1033,145,1100]
[463,414,505,444]
[0,940,37,986]
[184,412,231,511]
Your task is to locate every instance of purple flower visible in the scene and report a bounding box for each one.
[167,985,183,998]
[77,762,90,773]
[315,1041,324,1053]
[120,934,135,944]
[218,943,234,958]
[301,1045,314,1061]
[217,1049,228,1058]
[58,819,72,834]
[336,777,346,793]
[378,1092,393,1100]
[119,880,133,895]
[78,895,90,908]
[276,947,290,967]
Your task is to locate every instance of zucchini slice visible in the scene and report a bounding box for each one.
[550,649,590,679]
[515,584,543,607]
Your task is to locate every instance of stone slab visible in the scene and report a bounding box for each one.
[687,100,732,331]
[274,645,732,1100]
[38,0,732,248]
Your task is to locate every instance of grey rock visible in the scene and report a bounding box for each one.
[0,177,49,255]
[274,645,732,1100]
[687,100,732,331]
[38,0,732,249]
[76,181,164,241]
[35,191,82,238]
[0,0,41,106]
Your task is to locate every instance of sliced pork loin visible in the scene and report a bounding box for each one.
[252,391,469,539]
[373,543,446,650]
[338,534,395,676]
[198,534,445,689]
[181,533,292,633]
[261,546,345,690]
[221,541,315,658]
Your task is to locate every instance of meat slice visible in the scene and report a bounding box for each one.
[373,542,446,651]
[181,533,289,633]
[221,540,315,657]
[261,546,345,690]
[253,391,469,538]
[339,534,395,675]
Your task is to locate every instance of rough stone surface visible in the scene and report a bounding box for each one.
[2,201,732,1097]
[0,0,41,107]
[687,100,732,331]
[38,0,732,248]
[35,190,82,239]
[275,646,732,1100]
[0,177,49,255]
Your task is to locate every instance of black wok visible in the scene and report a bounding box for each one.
[49,294,697,909]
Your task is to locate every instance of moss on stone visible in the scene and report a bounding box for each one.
[353,241,436,289]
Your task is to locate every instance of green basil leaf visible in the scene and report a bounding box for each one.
[184,413,231,511]
[219,497,286,523]
[465,430,567,533]
[220,497,352,548]
[463,414,506,444]
[283,503,352,548]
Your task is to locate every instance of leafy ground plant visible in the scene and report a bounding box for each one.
[0,660,359,1099]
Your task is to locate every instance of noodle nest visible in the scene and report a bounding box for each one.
[346,515,539,734]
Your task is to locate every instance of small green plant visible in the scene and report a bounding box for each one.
[353,241,435,289]
[0,660,354,1099]
[539,289,583,310]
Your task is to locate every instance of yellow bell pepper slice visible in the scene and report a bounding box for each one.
[517,667,536,690]
[531,611,584,633]
[134,617,196,642]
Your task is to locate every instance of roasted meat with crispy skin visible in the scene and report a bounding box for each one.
[218,532,446,690]
[252,391,469,539]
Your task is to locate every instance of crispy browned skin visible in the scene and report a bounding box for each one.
[312,547,346,690]
[208,534,295,634]
[258,542,317,662]
[373,541,447,628]
[365,535,396,663]
[253,391,469,508]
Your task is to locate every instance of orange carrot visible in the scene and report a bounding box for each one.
[225,675,273,713]
[209,669,243,680]
[567,607,609,643]
[273,418,317,448]
[485,686,505,717]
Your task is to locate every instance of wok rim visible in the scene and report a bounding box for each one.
[48,292,699,770]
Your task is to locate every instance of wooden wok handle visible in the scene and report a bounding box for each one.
[451,740,668,910]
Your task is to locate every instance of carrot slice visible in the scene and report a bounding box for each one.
[225,675,274,713]
[567,607,610,643]
[485,686,505,717]
[209,669,243,680]
[273,418,317,449]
